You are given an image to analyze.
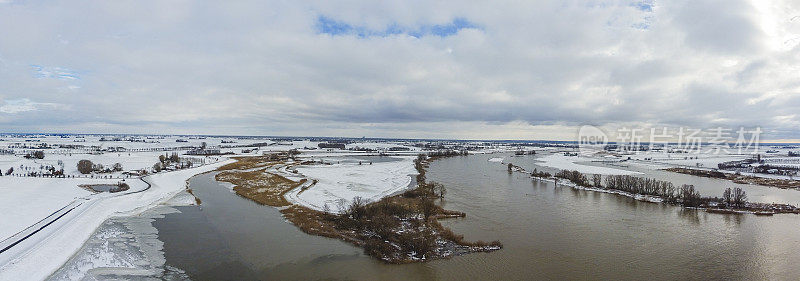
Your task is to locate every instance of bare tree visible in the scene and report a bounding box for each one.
[732,187,747,207]
[335,198,347,213]
[77,160,94,174]
[434,182,446,199]
[679,184,701,207]
[347,196,367,220]
[421,198,436,221]
[592,174,602,187]
[722,188,733,206]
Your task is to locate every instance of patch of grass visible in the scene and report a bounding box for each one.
[280,205,348,238]
[215,168,302,207]
[299,179,318,193]
[217,155,280,171]
[666,167,800,189]
[186,188,202,205]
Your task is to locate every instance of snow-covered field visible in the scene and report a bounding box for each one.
[0,159,233,280]
[285,156,417,212]
[0,177,147,240]
[0,152,207,176]
[534,154,640,175]
[625,151,749,168]
[0,134,436,280]
[345,142,420,151]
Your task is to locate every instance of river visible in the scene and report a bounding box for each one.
[153,154,800,280]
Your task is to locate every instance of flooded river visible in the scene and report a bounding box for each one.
[153,154,800,280]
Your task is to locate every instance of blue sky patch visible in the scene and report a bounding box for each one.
[316,16,480,38]
[631,0,654,12]
[30,65,80,81]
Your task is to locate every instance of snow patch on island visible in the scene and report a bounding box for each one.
[285,156,417,212]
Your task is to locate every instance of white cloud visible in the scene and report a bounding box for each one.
[0,0,798,139]
[0,98,38,113]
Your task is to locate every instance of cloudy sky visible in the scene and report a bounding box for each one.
[1,0,799,140]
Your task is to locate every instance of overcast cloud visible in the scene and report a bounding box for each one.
[1,0,799,140]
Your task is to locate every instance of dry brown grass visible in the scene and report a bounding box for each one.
[186,188,202,205]
[216,155,278,171]
[428,219,502,248]
[666,167,800,189]
[215,168,304,207]
[279,205,362,244]
[298,179,318,193]
[731,176,800,189]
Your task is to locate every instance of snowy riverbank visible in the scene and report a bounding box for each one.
[0,160,233,281]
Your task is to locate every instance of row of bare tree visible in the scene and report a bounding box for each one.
[554,170,748,208]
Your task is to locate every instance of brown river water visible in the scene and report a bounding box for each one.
[152,154,800,280]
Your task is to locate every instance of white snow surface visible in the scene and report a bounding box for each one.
[0,177,145,241]
[535,154,640,175]
[285,156,417,212]
[346,142,420,151]
[627,152,748,168]
[0,160,233,281]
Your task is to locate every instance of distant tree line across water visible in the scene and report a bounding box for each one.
[551,169,749,208]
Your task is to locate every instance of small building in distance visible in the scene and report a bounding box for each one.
[186,148,221,155]
[107,146,128,152]
[318,142,346,149]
